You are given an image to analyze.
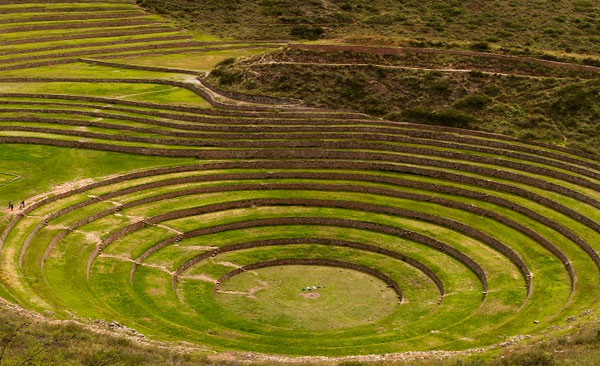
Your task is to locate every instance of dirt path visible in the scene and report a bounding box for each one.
[255,61,573,79]
[180,274,217,283]
[116,86,178,100]
[0,172,22,188]
[155,223,183,235]
[217,279,269,298]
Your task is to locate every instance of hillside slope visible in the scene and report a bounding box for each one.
[206,47,600,154]
[137,0,600,54]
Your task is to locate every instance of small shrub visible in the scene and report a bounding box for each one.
[217,70,242,85]
[453,94,492,110]
[107,336,131,347]
[426,70,443,79]
[430,79,452,93]
[290,25,324,40]
[470,41,490,51]
[340,2,352,11]
[573,328,600,345]
[401,108,474,128]
[332,12,353,23]
[582,57,600,67]
[499,349,554,366]
[469,70,487,78]
[216,57,236,67]
[551,85,592,115]
[340,75,367,101]
[484,84,501,96]
[365,13,405,25]
[363,96,387,115]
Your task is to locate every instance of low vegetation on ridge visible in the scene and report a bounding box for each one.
[137,0,600,54]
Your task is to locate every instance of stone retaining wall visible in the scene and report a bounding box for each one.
[3,111,599,186]
[72,171,590,285]
[1,84,596,161]
[7,160,597,293]
[2,102,598,173]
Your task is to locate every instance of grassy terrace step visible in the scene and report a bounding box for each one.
[0,45,282,72]
[0,78,315,110]
[4,129,600,233]
[0,11,148,25]
[0,96,596,171]
[0,0,190,78]
[1,84,598,163]
[0,26,179,44]
[0,5,138,14]
[4,118,593,230]
[3,122,600,210]
[0,35,192,56]
[0,17,159,33]
[0,94,367,118]
[0,41,213,65]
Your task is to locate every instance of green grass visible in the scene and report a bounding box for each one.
[0,82,212,107]
[107,47,276,71]
[2,133,600,358]
[1,0,600,363]
[4,163,590,354]
[213,265,399,330]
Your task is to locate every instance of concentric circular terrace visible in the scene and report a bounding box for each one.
[1,0,600,357]
[1,74,600,356]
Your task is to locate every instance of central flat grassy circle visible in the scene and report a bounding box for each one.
[215,265,399,330]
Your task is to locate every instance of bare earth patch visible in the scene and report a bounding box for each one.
[300,292,320,299]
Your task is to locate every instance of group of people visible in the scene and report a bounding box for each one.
[302,284,324,292]
[7,200,25,211]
